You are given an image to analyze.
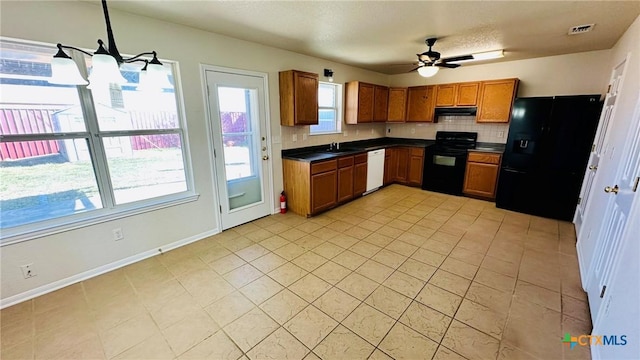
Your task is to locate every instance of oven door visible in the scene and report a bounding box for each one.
[422,148,468,195]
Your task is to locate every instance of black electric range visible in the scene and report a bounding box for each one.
[421,131,478,195]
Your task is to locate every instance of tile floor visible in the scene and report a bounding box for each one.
[0,185,592,360]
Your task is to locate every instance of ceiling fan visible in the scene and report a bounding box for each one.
[411,38,473,77]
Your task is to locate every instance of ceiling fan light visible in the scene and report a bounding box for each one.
[418,66,439,77]
[472,50,504,61]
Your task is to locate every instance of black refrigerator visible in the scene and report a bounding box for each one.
[496,95,603,221]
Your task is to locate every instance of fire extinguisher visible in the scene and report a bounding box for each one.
[280,191,287,214]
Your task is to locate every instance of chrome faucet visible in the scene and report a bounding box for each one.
[329,142,339,151]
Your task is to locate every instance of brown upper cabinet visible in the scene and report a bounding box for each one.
[435,82,480,107]
[387,87,407,122]
[406,86,436,122]
[279,70,319,126]
[373,85,389,122]
[345,81,390,124]
[476,78,519,123]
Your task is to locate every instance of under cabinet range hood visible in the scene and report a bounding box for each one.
[434,107,477,116]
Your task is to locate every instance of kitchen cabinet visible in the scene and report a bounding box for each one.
[435,82,480,107]
[476,78,519,123]
[345,81,375,124]
[337,156,355,203]
[373,85,389,122]
[345,82,390,124]
[384,148,396,185]
[283,153,367,217]
[387,87,407,122]
[407,147,425,186]
[395,147,410,183]
[406,86,436,122]
[463,151,502,200]
[353,153,368,196]
[279,70,319,126]
[310,160,337,214]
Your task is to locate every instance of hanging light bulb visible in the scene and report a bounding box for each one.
[87,40,127,88]
[49,44,88,85]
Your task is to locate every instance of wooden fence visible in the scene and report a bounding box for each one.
[0,108,181,160]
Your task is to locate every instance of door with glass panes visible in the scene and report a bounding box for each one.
[205,69,272,230]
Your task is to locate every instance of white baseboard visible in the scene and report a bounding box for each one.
[0,228,220,309]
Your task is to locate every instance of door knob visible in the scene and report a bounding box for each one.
[262,155,269,160]
[589,165,598,170]
[604,185,619,194]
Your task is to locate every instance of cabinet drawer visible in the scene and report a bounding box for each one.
[311,160,337,174]
[338,156,354,168]
[468,152,501,164]
[410,147,425,157]
[354,153,367,164]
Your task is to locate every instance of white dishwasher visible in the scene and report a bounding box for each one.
[365,149,385,194]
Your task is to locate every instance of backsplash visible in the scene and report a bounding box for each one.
[385,116,509,144]
[280,116,508,149]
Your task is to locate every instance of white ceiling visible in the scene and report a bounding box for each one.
[102,0,640,74]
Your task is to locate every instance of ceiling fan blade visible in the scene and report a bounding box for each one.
[409,66,422,72]
[435,63,461,69]
[442,54,473,63]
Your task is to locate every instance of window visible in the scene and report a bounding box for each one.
[0,38,193,241]
[310,82,342,135]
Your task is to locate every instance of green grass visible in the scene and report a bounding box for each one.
[0,149,186,208]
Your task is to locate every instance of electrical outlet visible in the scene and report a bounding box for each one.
[356,129,359,135]
[302,133,307,141]
[411,128,416,134]
[112,228,124,241]
[20,263,36,279]
[370,128,374,134]
[292,134,297,142]
[343,130,348,137]
[498,131,505,138]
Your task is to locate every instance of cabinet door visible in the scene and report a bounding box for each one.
[373,85,389,122]
[384,149,396,185]
[435,84,457,107]
[407,148,425,187]
[463,162,500,199]
[337,166,354,203]
[311,170,337,213]
[354,162,368,196]
[294,71,319,125]
[406,86,436,122]
[387,87,407,122]
[457,82,480,106]
[395,147,410,183]
[358,83,375,123]
[476,79,519,123]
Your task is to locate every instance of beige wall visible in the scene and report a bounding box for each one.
[0,0,626,304]
[0,0,387,303]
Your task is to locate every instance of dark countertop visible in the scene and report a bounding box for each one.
[282,138,505,162]
[472,142,506,153]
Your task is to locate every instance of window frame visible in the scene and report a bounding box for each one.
[0,37,197,245]
[310,81,343,136]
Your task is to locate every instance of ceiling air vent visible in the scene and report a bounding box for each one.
[568,24,595,35]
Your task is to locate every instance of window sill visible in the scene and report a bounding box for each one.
[0,193,200,247]
[309,131,342,136]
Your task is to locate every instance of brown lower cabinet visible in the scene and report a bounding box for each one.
[353,153,368,196]
[284,153,368,217]
[463,152,502,200]
[383,146,424,187]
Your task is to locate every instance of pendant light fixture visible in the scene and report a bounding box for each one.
[49,0,169,89]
